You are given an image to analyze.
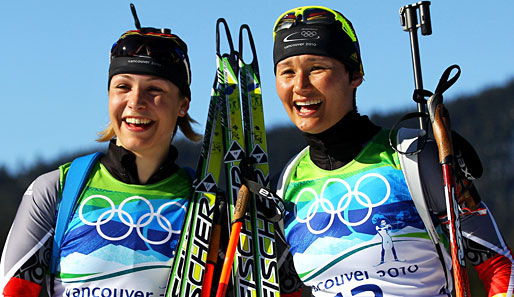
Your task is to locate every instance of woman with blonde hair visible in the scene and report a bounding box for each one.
[1,6,201,296]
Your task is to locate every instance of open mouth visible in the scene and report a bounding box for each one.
[294,99,322,114]
[123,117,154,130]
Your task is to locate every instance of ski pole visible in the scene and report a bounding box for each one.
[400,1,432,130]
[427,65,471,297]
[215,185,250,297]
[201,193,226,297]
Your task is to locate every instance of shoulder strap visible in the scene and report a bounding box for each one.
[50,152,104,274]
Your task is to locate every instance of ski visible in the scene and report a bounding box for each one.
[215,18,260,297]
[165,18,281,297]
[166,73,225,297]
[216,19,281,297]
[238,24,280,297]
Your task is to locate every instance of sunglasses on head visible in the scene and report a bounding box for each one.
[111,30,187,63]
[110,30,191,85]
[273,6,357,43]
[112,4,188,64]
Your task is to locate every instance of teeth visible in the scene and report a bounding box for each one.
[125,117,152,125]
[295,99,322,106]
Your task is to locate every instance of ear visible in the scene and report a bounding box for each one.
[178,97,190,117]
[350,71,363,88]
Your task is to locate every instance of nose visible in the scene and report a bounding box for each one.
[127,86,146,110]
[292,70,311,95]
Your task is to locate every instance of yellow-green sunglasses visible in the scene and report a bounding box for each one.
[273,6,357,43]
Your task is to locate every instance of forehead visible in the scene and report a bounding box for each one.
[276,54,346,69]
[111,73,171,83]
[109,73,181,93]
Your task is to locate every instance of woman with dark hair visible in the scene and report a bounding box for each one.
[272,6,513,297]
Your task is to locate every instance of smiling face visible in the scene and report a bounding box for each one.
[108,73,190,158]
[275,54,362,134]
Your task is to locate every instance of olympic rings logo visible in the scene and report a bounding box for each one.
[78,195,186,245]
[300,30,318,38]
[294,173,391,234]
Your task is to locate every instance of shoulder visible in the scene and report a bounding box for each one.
[0,170,60,289]
[9,169,61,225]
[276,147,309,198]
[5,169,60,249]
[12,170,62,232]
[29,169,61,207]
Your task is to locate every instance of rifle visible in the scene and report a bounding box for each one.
[400,2,471,296]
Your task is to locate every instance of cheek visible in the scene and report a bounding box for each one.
[275,79,292,104]
[108,96,124,123]
[159,102,181,126]
[321,76,351,102]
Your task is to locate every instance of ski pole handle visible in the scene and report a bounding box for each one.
[216,185,250,297]
[428,64,462,163]
[431,104,453,163]
[232,184,250,222]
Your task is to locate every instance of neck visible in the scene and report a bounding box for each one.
[116,140,169,184]
[134,150,167,184]
[304,110,381,170]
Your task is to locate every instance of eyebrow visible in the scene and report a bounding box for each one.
[305,56,331,63]
[277,55,332,66]
[276,60,293,68]
[112,74,167,83]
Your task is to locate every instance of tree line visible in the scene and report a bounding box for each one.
[0,79,513,296]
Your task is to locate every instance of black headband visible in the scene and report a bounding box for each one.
[273,22,361,73]
[108,56,191,99]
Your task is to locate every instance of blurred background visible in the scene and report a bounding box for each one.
[1,1,513,296]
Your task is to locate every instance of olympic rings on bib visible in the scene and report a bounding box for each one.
[78,195,186,244]
[294,173,391,234]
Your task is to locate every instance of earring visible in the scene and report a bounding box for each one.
[179,110,185,115]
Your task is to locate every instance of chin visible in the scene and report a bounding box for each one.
[296,121,324,134]
[118,138,151,152]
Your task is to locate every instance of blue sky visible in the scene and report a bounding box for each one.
[1,1,513,173]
